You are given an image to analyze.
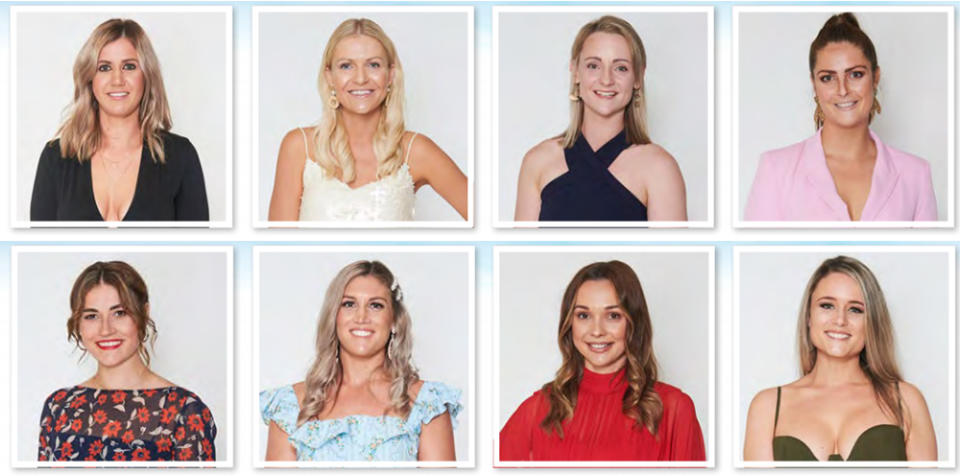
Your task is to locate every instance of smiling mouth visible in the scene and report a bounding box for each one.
[96,339,123,350]
[825,331,851,340]
[594,91,617,98]
[587,343,612,352]
[349,89,374,97]
[107,92,129,98]
[350,329,373,337]
[834,100,858,110]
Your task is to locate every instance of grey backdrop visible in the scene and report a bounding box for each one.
[737,250,951,460]
[257,249,472,461]
[15,249,230,462]
[497,250,711,453]
[737,10,950,221]
[13,9,231,224]
[255,10,470,222]
[496,10,710,223]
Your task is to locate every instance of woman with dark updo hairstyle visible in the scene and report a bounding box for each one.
[499,261,704,461]
[745,13,936,222]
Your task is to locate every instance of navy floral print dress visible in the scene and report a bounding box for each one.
[38,386,216,461]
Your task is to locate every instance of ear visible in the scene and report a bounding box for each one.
[569,59,578,83]
[873,67,881,89]
[323,67,334,90]
[388,65,396,86]
[634,67,645,90]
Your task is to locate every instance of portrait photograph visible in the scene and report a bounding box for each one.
[10,6,232,227]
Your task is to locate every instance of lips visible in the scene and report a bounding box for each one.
[586,342,612,352]
[350,329,373,337]
[348,89,374,97]
[96,339,123,350]
[825,331,851,340]
[594,90,617,98]
[833,100,858,110]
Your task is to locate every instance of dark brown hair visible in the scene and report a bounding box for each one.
[67,261,157,365]
[540,260,662,438]
[809,12,879,75]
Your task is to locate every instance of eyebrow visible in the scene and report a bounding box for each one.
[573,304,622,310]
[98,58,139,64]
[335,56,386,63]
[817,296,865,306]
[816,65,868,74]
[80,304,124,313]
[583,56,631,64]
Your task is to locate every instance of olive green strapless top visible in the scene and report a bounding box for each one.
[772,386,906,461]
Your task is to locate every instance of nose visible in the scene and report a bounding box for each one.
[99,316,114,335]
[110,68,124,86]
[600,66,614,86]
[836,76,848,97]
[355,65,368,84]
[589,317,605,336]
[355,303,370,323]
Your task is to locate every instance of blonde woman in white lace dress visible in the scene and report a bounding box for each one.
[268,18,467,222]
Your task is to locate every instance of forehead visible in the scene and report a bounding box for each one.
[574,279,619,304]
[814,41,870,69]
[98,36,138,61]
[580,31,633,60]
[332,34,387,60]
[812,271,864,299]
[83,282,121,305]
[344,274,390,296]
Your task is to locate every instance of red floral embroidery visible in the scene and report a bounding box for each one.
[93,410,107,424]
[121,430,135,444]
[111,391,127,404]
[132,448,151,461]
[70,419,82,432]
[97,393,108,405]
[53,390,67,401]
[177,446,194,461]
[89,439,104,456]
[202,408,212,423]
[55,413,68,432]
[201,439,213,457]
[142,389,157,398]
[175,426,186,442]
[103,420,121,438]
[168,391,179,403]
[68,394,87,408]
[137,407,151,423]
[160,406,177,424]
[112,452,127,461]
[60,441,74,458]
[187,414,204,432]
[156,436,172,453]
[84,454,97,461]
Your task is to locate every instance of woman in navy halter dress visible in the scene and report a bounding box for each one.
[514,16,686,222]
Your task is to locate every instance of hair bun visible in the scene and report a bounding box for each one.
[825,12,862,31]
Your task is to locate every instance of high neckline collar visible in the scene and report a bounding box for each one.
[580,366,628,394]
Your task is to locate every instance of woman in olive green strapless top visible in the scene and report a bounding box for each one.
[742,255,937,463]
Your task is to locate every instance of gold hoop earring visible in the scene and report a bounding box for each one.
[569,82,580,102]
[813,96,824,129]
[328,90,340,109]
[872,91,882,116]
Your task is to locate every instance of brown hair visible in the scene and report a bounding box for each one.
[67,261,157,366]
[540,260,662,438]
[809,13,880,129]
[796,256,904,426]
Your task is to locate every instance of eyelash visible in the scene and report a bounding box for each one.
[97,63,137,73]
[341,300,386,309]
[819,302,864,313]
[819,71,865,83]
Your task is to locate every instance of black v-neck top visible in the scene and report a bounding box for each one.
[538,130,648,221]
[30,132,209,222]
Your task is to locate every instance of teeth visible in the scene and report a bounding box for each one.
[589,343,610,349]
[596,91,616,97]
[835,101,856,108]
[108,92,128,97]
[349,90,373,96]
[98,340,122,348]
[826,331,850,339]
[351,330,372,337]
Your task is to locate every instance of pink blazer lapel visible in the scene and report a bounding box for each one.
[798,129,850,219]
[859,130,900,221]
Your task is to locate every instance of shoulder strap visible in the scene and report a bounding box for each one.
[404,132,419,165]
[298,127,311,160]
[896,381,904,427]
[774,386,782,432]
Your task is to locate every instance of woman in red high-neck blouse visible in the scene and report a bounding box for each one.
[499,261,705,461]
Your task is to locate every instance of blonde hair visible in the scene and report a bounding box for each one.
[297,260,419,426]
[562,16,650,148]
[56,18,172,163]
[311,19,406,183]
[796,256,904,426]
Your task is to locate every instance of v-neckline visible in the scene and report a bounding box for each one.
[90,145,145,222]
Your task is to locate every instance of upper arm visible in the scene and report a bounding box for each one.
[265,421,298,461]
[174,138,210,221]
[268,129,307,221]
[514,143,551,221]
[418,410,455,461]
[743,388,777,461]
[901,381,937,461]
[30,144,59,221]
[407,133,468,220]
[744,153,781,221]
[642,146,687,221]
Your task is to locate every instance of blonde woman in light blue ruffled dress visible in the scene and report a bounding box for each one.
[260,260,461,461]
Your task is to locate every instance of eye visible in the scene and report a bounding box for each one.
[338,62,352,70]
[111,308,127,318]
[608,312,622,320]
[819,74,833,83]
[122,62,137,71]
[585,62,599,70]
[819,302,835,310]
[575,311,589,320]
[850,70,864,79]
[341,299,356,308]
[615,65,630,73]
[369,61,381,69]
[82,313,98,321]
[849,306,865,314]
[370,301,385,310]
[97,64,111,73]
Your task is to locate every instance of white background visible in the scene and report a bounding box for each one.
[255,8,471,222]
[737,249,952,462]
[12,8,231,224]
[737,10,951,221]
[256,249,472,462]
[497,249,711,454]
[496,9,711,223]
[14,248,230,462]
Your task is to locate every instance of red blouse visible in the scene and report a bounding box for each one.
[499,367,705,461]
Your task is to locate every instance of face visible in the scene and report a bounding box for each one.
[812,41,879,129]
[77,284,142,369]
[808,272,867,359]
[91,37,145,121]
[570,279,629,374]
[324,34,395,116]
[573,32,641,120]
[335,275,395,358]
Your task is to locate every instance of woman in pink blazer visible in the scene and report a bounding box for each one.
[744,13,937,222]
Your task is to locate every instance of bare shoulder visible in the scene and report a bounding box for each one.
[623,142,680,171]
[291,381,307,407]
[278,127,311,161]
[898,380,929,410]
[407,379,426,401]
[748,387,779,416]
[522,137,564,167]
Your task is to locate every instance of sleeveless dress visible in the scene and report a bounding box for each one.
[772,386,906,461]
[260,381,461,461]
[297,128,416,221]
[538,130,648,221]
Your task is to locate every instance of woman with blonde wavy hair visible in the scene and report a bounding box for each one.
[30,18,209,222]
[260,260,461,461]
[499,261,704,461]
[744,256,936,461]
[514,15,686,222]
[268,18,467,222]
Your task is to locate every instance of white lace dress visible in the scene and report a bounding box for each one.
[298,128,416,221]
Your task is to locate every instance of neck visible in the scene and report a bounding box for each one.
[339,351,388,386]
[89,357,152,390]
[98,112,143,151]
[340,108,382,146]
[580,108,625,150]
[807,353,869,387]
[820,123,874,161]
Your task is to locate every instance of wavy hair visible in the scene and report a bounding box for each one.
[311,19,406,183]
[541,260,662,438]
[562,16,650,148]
[55,18,172,163]
[67,261,157,366]
[796,256,904,426]
[809,12,880,129]
[297,260,418,426]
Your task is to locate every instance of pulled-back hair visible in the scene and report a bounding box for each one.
[809,13,880,129]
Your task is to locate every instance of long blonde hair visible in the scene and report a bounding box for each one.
[311,19,406,183]
[297,260,419,426]
[541,261,662,438]
[562,16,650,148]
[796,256,904,426]
[56,18,172,163]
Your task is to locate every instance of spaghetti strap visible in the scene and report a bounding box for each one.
[404,132,419,165]
[298,127,310,160]
[774,386,782,432]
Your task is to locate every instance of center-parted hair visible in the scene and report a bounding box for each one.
[311,19,406,184]
[67,261,157,366]
[56,18,172,163]
[796,256,904,426]
[809,13,880,129]
[297,260,418,426]
[563,16,650,148]
[541,260,662,438]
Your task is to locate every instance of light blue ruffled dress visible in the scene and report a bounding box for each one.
[260,381,461,461]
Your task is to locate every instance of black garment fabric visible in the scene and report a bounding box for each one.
[30,132,210,222]
[538,130,648,221]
